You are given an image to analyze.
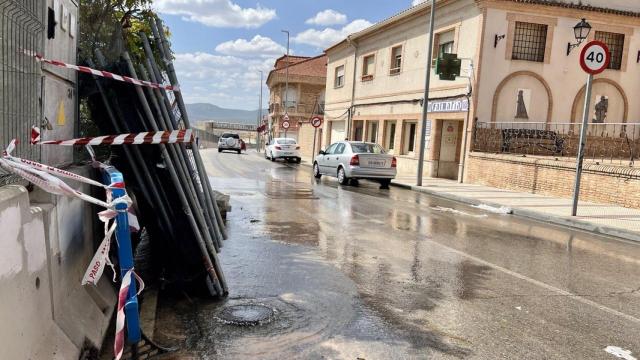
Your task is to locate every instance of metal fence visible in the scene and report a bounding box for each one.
[473,121,640,165]
[0,0,43,185]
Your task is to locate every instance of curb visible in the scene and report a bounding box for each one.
[391,181,640,243]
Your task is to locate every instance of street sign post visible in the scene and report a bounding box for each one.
[572,40,610,216]
[311,116,323,128]
[282,118,290,138]
[310,116,323,163]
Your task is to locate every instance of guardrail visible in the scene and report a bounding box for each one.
[205,122,257,131]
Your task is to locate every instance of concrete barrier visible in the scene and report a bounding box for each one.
[0,166,115,359]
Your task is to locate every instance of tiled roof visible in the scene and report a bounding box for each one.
[274,55,312,68]
[510,0,640,17]
[325,0,640,52]
[270,54,327,78]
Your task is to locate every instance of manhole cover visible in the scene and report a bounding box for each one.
[218,304,275,326]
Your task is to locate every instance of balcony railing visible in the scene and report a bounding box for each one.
[473,122,640,165]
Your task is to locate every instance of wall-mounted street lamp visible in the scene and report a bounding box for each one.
[494,34,505,48]
[567,18,591,55]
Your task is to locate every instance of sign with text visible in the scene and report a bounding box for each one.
[427,98,469,113]
[580,41,610,75]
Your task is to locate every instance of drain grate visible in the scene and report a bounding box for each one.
[217,304,276,326]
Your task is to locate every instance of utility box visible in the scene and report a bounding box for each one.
[42,0,78,167]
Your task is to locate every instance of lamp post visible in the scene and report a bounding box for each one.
[282,30,290,137]
[567,18,592,55]
[258,70,263,152]
[416,0,437,187]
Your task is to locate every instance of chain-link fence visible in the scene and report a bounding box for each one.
[0,0,43,185]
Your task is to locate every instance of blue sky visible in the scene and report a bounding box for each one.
[153,0,424,110]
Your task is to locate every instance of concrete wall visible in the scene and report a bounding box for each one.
[466,152,640,209]
[0,173,115,359]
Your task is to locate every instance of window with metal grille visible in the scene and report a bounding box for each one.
[595,31,624,70]
[512,22,547,62]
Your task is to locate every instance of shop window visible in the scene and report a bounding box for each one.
[367,121,379,143]
[595,31,624,70]
[384,121,396,151]
[511,22,548,62]
[402,122,417,155]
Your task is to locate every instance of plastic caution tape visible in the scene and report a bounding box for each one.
[25,50,179,92]
[31,126,194,146]
[81,221,117,286]
[114,269,145,360]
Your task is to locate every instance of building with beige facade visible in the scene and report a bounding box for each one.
[323,0,640,208]
[267,54,326,160]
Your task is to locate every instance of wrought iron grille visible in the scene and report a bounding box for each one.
[595,31,625,70]
[512,22,547,62]
[0,0,43,185]
[473,122,640,165]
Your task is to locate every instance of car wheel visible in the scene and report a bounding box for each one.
[313,162,322,179]
[380,179,391,189]
[218,148,222,153]
[270,152,276,162]
[237,149,241,154]
[296,157,301,164]
[337,167,349,185]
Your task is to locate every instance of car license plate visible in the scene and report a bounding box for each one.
[283,152,292,155]
[368,160,385,168]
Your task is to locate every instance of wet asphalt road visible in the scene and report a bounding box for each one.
[155,149,640,360]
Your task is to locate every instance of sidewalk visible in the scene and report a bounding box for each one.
[392,176,640,243]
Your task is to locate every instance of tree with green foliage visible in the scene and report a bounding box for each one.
[78,0,169,64]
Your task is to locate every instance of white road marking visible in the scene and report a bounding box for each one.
[350,210,640,325]
[605,346,637,360]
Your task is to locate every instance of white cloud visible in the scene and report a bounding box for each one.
[215,35,286,57]
[293,19,373,49]
[174,52,273,109]
[305,9,347,26]
[412,0,428,5]
[154,0,276,28]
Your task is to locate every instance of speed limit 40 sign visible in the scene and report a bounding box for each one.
[580,40,610,74]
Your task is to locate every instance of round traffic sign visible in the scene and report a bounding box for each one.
[580,40,610,75]
[282,120,290,129]
[311,116,323,128]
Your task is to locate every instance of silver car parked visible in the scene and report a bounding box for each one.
[313,141,397,188]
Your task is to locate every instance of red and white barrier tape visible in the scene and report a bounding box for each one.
[114,269,145,360]
[26,51,179,92]
[31,126,194,146]
[3,141,144,360]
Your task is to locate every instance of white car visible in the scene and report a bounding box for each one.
[313,141,396,188]
[218,133,241,154]
[266,138,301,163]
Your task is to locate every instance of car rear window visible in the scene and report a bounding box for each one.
[276,139,296,145]
[350,143,385,154]
[221,133,240,139]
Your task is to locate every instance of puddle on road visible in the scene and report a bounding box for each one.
[265,179,317,199]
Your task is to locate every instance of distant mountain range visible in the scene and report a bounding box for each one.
[186,103,267,125]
